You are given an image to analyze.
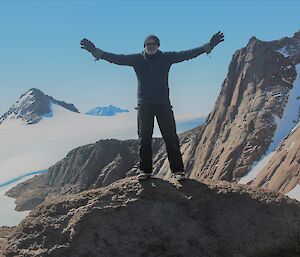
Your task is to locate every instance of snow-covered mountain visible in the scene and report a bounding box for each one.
[85,104,129,116]
[0,88,79,125]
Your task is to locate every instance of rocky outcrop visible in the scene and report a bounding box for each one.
[0,88,79,125]
[189,30,300,182]
[3,176,300,257]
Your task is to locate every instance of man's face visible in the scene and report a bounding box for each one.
[144,39,159,55]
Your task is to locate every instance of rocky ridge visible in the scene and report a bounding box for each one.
[2,176,300,257]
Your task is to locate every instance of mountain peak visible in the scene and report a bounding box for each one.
[0,88,79,125]
[28,87,42,93]
[248,35,257,42]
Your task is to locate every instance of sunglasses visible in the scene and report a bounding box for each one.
[145,42,158,46]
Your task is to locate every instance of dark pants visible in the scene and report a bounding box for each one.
[136,103,185,174]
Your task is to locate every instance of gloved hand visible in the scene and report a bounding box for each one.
[210,31,225,48]
[80,38,96,53]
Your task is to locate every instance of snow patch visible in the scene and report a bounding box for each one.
[275,46,290,57]
[281,77,291,84]
[43,102,54,118]
[272,93,282,97]
[275,40,300,58]
[268,64,300,152]
[13,89,34,108]
[239,152,275,184]
[286,184,300,202]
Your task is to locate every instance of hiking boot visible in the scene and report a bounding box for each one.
[138,171,152,180]
[172,171,187,181]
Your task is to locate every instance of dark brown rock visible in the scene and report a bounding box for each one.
[3,176,300,257]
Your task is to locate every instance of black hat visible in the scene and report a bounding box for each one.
[144,34,160,47]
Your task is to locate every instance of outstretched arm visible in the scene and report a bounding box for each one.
[80,38,137,66]
[166,31,225,64]
[165,42,213,64]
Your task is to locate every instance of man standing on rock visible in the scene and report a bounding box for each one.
[80,32,224,180]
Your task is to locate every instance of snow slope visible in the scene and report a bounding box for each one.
[286,184,300,202]
[0,103,138,183]
[0,174,36,226]
[239,64,300,202]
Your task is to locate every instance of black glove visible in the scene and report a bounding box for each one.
[210,31,224,48]
[80,38,96,53]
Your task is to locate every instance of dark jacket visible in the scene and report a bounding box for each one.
[93,43,213,105]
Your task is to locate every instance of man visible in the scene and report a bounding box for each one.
[80,32,224,180]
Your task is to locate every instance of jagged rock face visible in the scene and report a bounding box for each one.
[2,177,300,257]
[250,122,300,193]
[0,88,79,125]
[155,124,205,178]
[190,31,300,182]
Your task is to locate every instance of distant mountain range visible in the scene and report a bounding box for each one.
[0,88,205,132]
[85,105,129,116]
[0,88,133,125]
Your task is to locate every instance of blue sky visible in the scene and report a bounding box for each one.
[0,0,299,118]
